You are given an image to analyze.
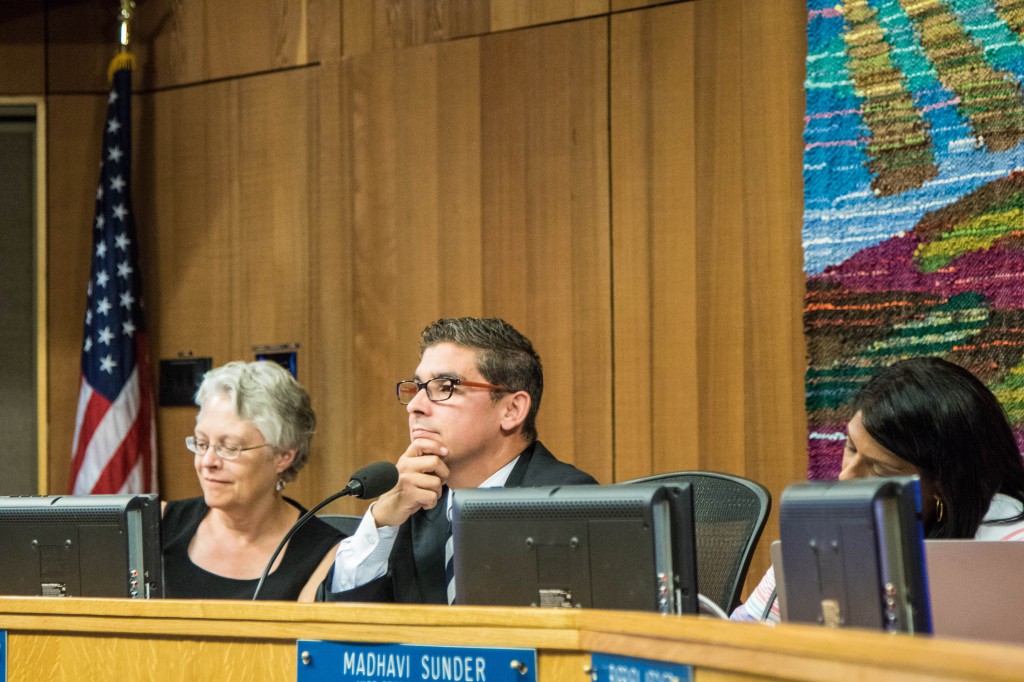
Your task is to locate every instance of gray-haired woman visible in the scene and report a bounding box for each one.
[162,361,342,600]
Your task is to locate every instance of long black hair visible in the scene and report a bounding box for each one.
[851,356,1024,538]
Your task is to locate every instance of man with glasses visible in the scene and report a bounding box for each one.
[319,317,596,604]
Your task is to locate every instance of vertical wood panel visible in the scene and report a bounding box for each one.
[326,37,488,503]
[237,69,317,501]
[340,0,375,56]
[489,0,608,32]
[46,94,107,494]
[565,21,613,483]
[137,80,239,500]
[339,0,609,56]
[611,0,806,594]
[737,0,807,586]
[308,0,343,64]
[480,20,611,482]
[331,19,611,485]
[45,1,114,93]
[693,0,747,473]
[235,72,314,351]
[611,3,698,482]
[340,0,490,56]
[135,68,318,503]
[610,0,665,11]
[307,58,354,505]
[0,2,45,94]
[136,0,315,90]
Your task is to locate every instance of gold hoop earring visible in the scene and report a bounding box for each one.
[934,495,945,523]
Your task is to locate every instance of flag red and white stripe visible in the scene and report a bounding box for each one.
[69,59,157,495]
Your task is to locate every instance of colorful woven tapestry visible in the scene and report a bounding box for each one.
[804,0,1024,479]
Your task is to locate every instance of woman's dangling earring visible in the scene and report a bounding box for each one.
[275,478,285,492]
[934,495,945,523]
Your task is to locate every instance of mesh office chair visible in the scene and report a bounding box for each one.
[318,514,362,538]
[620,471,771,615]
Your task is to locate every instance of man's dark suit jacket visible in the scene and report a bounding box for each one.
[317,440,596,603]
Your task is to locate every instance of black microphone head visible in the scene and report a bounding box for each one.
[347,461,399,499]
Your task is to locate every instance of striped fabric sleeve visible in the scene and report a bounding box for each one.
[729,565,781,624]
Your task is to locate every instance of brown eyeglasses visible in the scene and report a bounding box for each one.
[395,377,511,404]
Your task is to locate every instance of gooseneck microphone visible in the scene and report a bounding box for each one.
[252,460,399,600]
[342,460,401,500]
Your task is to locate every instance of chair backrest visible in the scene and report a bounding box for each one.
[317,513,362,537]
[619,471,771,614]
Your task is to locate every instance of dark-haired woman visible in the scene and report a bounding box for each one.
[732,356,1024,623]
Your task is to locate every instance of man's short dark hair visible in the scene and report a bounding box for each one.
[420,317,542,441]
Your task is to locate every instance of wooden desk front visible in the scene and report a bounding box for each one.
[0,597,1021,681]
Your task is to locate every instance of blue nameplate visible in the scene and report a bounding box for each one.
[1,630,6,681]
[297,640,537,682]
[590,653,691,682]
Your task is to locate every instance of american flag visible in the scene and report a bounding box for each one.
[69,62,158,495]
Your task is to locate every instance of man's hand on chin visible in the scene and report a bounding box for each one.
[371,440,450,528]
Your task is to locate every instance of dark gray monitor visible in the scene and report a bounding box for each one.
[0,494,163,598]
[452,484,698,614]
[779,476,931,633]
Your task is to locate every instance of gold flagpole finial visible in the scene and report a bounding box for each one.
[108,0,137,81]
[118,0,136,51]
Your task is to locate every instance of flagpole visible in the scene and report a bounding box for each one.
[118,0,134,50]
[108,0,136,81]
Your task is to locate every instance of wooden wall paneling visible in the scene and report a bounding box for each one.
[339,0,374,57]
[610,2,698,482]
[337,37,488,489]
[610,0,669,13]
[339,0,614,56]
[307,58,354,506]
[736,0,808,587]
[137,80,240,501]
[436,43,484,311]
[45,94,107,494]
[233,69,316,352]
[0,2,45,95]
[308,0,343,64]
[137,68,319,503]
[340,0,491,56]
[692,0,748,474]
[134,0,205,89]
[345,47,411,475]
[203,1,312,77]
[136,0,316,91]
[647,6,699,479]
[479,31,529,325]
[353,43,437,466]
[564,19,613,484]
[133,89,182,498]
[45,0,115,94]
[610,11,655,483]
[233,68,317,502]
[488,0,608,33]
[480,19,612,482]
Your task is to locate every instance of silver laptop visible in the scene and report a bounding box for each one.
[773,539,1024,644]
[769,540,787,621]
[925,540,1024,645]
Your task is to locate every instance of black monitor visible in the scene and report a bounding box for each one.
[0,494,163,598]
[452,484,698,614]
[779,476,931,633]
